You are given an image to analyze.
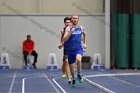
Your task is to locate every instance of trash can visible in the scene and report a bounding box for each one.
[82,56,91,69]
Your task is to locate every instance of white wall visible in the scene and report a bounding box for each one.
[0,0,103,13]
[0,0,39,13]
[0,15,105,69]
[41,0,103,13]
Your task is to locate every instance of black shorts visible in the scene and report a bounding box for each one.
[63,49,68,61]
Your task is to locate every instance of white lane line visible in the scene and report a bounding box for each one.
[22,78,25,93]
[9,70,17,93]
[84,73,140,78]
[43,73,60,93]
[83,72,140,93]
[83,77,115,93]
[0,76,14,78]
[53,77,67,93]
[109,77,140,88]
[22,76,44,93]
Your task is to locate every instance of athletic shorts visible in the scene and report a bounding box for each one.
[63,49,68,61]
[68,47,83,64]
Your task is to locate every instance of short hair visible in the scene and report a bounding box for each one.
[27,35,31,38]
[64,17,71,23]
[71,14,79,19]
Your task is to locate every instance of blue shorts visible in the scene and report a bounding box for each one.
[68,47,83,64]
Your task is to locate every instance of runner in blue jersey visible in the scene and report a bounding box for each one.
[58,17,71,84]
[63,15,87,87]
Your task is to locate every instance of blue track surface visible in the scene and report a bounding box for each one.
[0,69,140,93]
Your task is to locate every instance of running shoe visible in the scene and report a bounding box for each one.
[62,74,66,78]
[68,80,72,85]
[72,79,76,87]
[77,75,83,83]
